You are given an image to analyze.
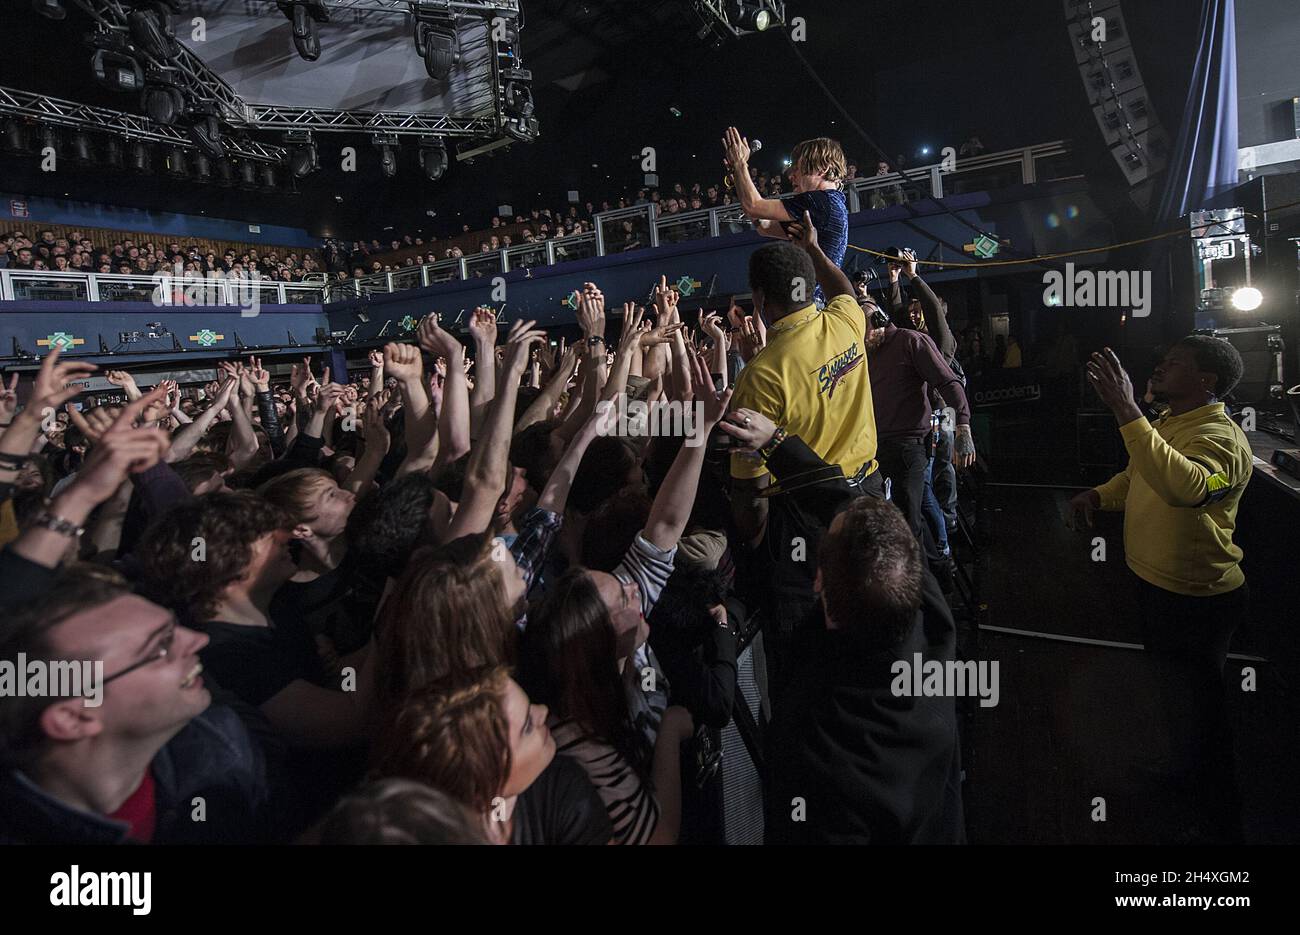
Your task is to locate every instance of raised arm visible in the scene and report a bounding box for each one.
[787,209,853,301]
[642,354,732,551]
[723,127,793,223]
[167,377,236,462]
[417,314,471,469]
[447,320,545,538]
[467,306,499,440]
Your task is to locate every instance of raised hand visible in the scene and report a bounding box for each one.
[1086,348,1141,423]
[653,274,680,324]
[290,356,316,396]
[502,319,547,374]
[784,209,819,253]
[32,349,97,416]
[469,306,498,347]
[692,352,732,426]
[417,312,462,359]
[383,342,424,385]
[0,372,17,424]
[721,126,752,171]
[618,303,646,354]
[368,348,385,370]
[67,387,172,506]
[576,282,606,338]
[105,370,141,399]
[247,355,271,391]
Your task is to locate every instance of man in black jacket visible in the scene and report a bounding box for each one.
[0,576,269,844]
[764,495,965,844]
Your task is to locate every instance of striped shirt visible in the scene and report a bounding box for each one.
[615,533,674,748]
[550,718,659,845]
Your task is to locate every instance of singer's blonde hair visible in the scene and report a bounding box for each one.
[791,138,848,188]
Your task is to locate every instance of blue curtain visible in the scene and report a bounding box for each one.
[1156,0,1238,224]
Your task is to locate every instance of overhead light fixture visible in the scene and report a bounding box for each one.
[142,71,186,125]
[418,136,448,181]
[414,7,460,81]
[128,140,152,174]
[503,68,534,120]
[32,0,66,21]
[1231,286,1263,312]
[186,106,227,159]
[164,145,188,178]
[729,1,772,32]
[238,160,259,190]
[192,151,212,181]
[68,131,93,164]
[127,5,180,61]
[260,163,278,190]
[1,119,28,154]
[215,158,235,187]
[278,1,330,62]
[373,133,399,178]
[505,116,539,144]
[101,135,123,169]
[89,38,144,93]
[286,132,319,178]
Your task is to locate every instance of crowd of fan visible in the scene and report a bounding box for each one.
[0,228,323,283]
[0,205,978,844]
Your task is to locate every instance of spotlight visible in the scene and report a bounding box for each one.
[504,116,539,144]
[414,12,459,80]
[186,110,227,159]
[278,1,330,63]
[260,163,278,190]
[38,125,59,158]
[503,69,534,120]
[418,137,448,181]
[373,134,399,178]
[101,135,123,169]
[192,151,212,181]
[142,74,186,125]
[238,160,259,190]
[127,5,180,60]
[215,158,235,187]
[728,1,772,32]
[286,133,319,178]
[1231,286,1263,311]
[32,0,66,20]
[164,145,188,178]
[128,141,152,173]
[90,45,144,92]
[69,131,93,164]
[2,119,29,154]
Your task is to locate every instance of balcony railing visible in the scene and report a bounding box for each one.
[1,141,1076,307]
[0,269,328,306]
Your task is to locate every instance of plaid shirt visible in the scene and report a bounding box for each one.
[510,507,563,596]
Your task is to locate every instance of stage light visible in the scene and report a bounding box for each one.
[503,68,534,120]
[128,141,152,174]
[101,135,123,169]
[419,137,448,181]
[32,0,66,20]
[38,125,59,158]
[728,2,772,32]
[279,1,330,62]
[164,145,188,178]
[69,131,93,164]
[260,163,278,190]
[90,46,144,93]
[2,119,29,154]
[505,116,539,143]
[215,158,235,187]
[287,135,319,178]
[192,151,212,181]
[187,112,227,159]
[238,160,259,189]
[1231,286,1263,311]
[143,79,186,125]
[373,134,399,178]
[414,13,459,81]
[127,6,180,61]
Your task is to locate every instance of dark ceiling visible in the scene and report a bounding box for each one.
[0,0,1201,244]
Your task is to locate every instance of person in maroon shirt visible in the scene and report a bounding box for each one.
[864,290,975,546]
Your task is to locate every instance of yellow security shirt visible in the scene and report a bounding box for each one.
[730,294,877,481]
[1094,402,1252,596]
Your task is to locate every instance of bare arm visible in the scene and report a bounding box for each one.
[417,315,471,469]
[467,307,498,440]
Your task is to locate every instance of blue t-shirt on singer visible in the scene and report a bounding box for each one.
[785,188,848,305]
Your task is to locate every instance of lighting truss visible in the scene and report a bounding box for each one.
[76,0,249,124]
[0,86,285,162]
[234,1,519,20]
[246,105,495,137]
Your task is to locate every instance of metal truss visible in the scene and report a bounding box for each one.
[75,0,249,124]
[245,105,498,137]
[228,1,519,16]
[0,87,286,162]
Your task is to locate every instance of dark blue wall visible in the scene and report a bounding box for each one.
[2,192,318,248]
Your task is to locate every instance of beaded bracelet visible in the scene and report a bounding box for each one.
[758,426,788,461]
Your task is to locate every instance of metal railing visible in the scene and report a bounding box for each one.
[0,141,1075,307]
[0,269,329,305]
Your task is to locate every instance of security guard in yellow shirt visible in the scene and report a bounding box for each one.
[1069,336,1251,843]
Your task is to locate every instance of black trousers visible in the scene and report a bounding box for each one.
[1134,578,1248,843]
[876,436,929,541]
